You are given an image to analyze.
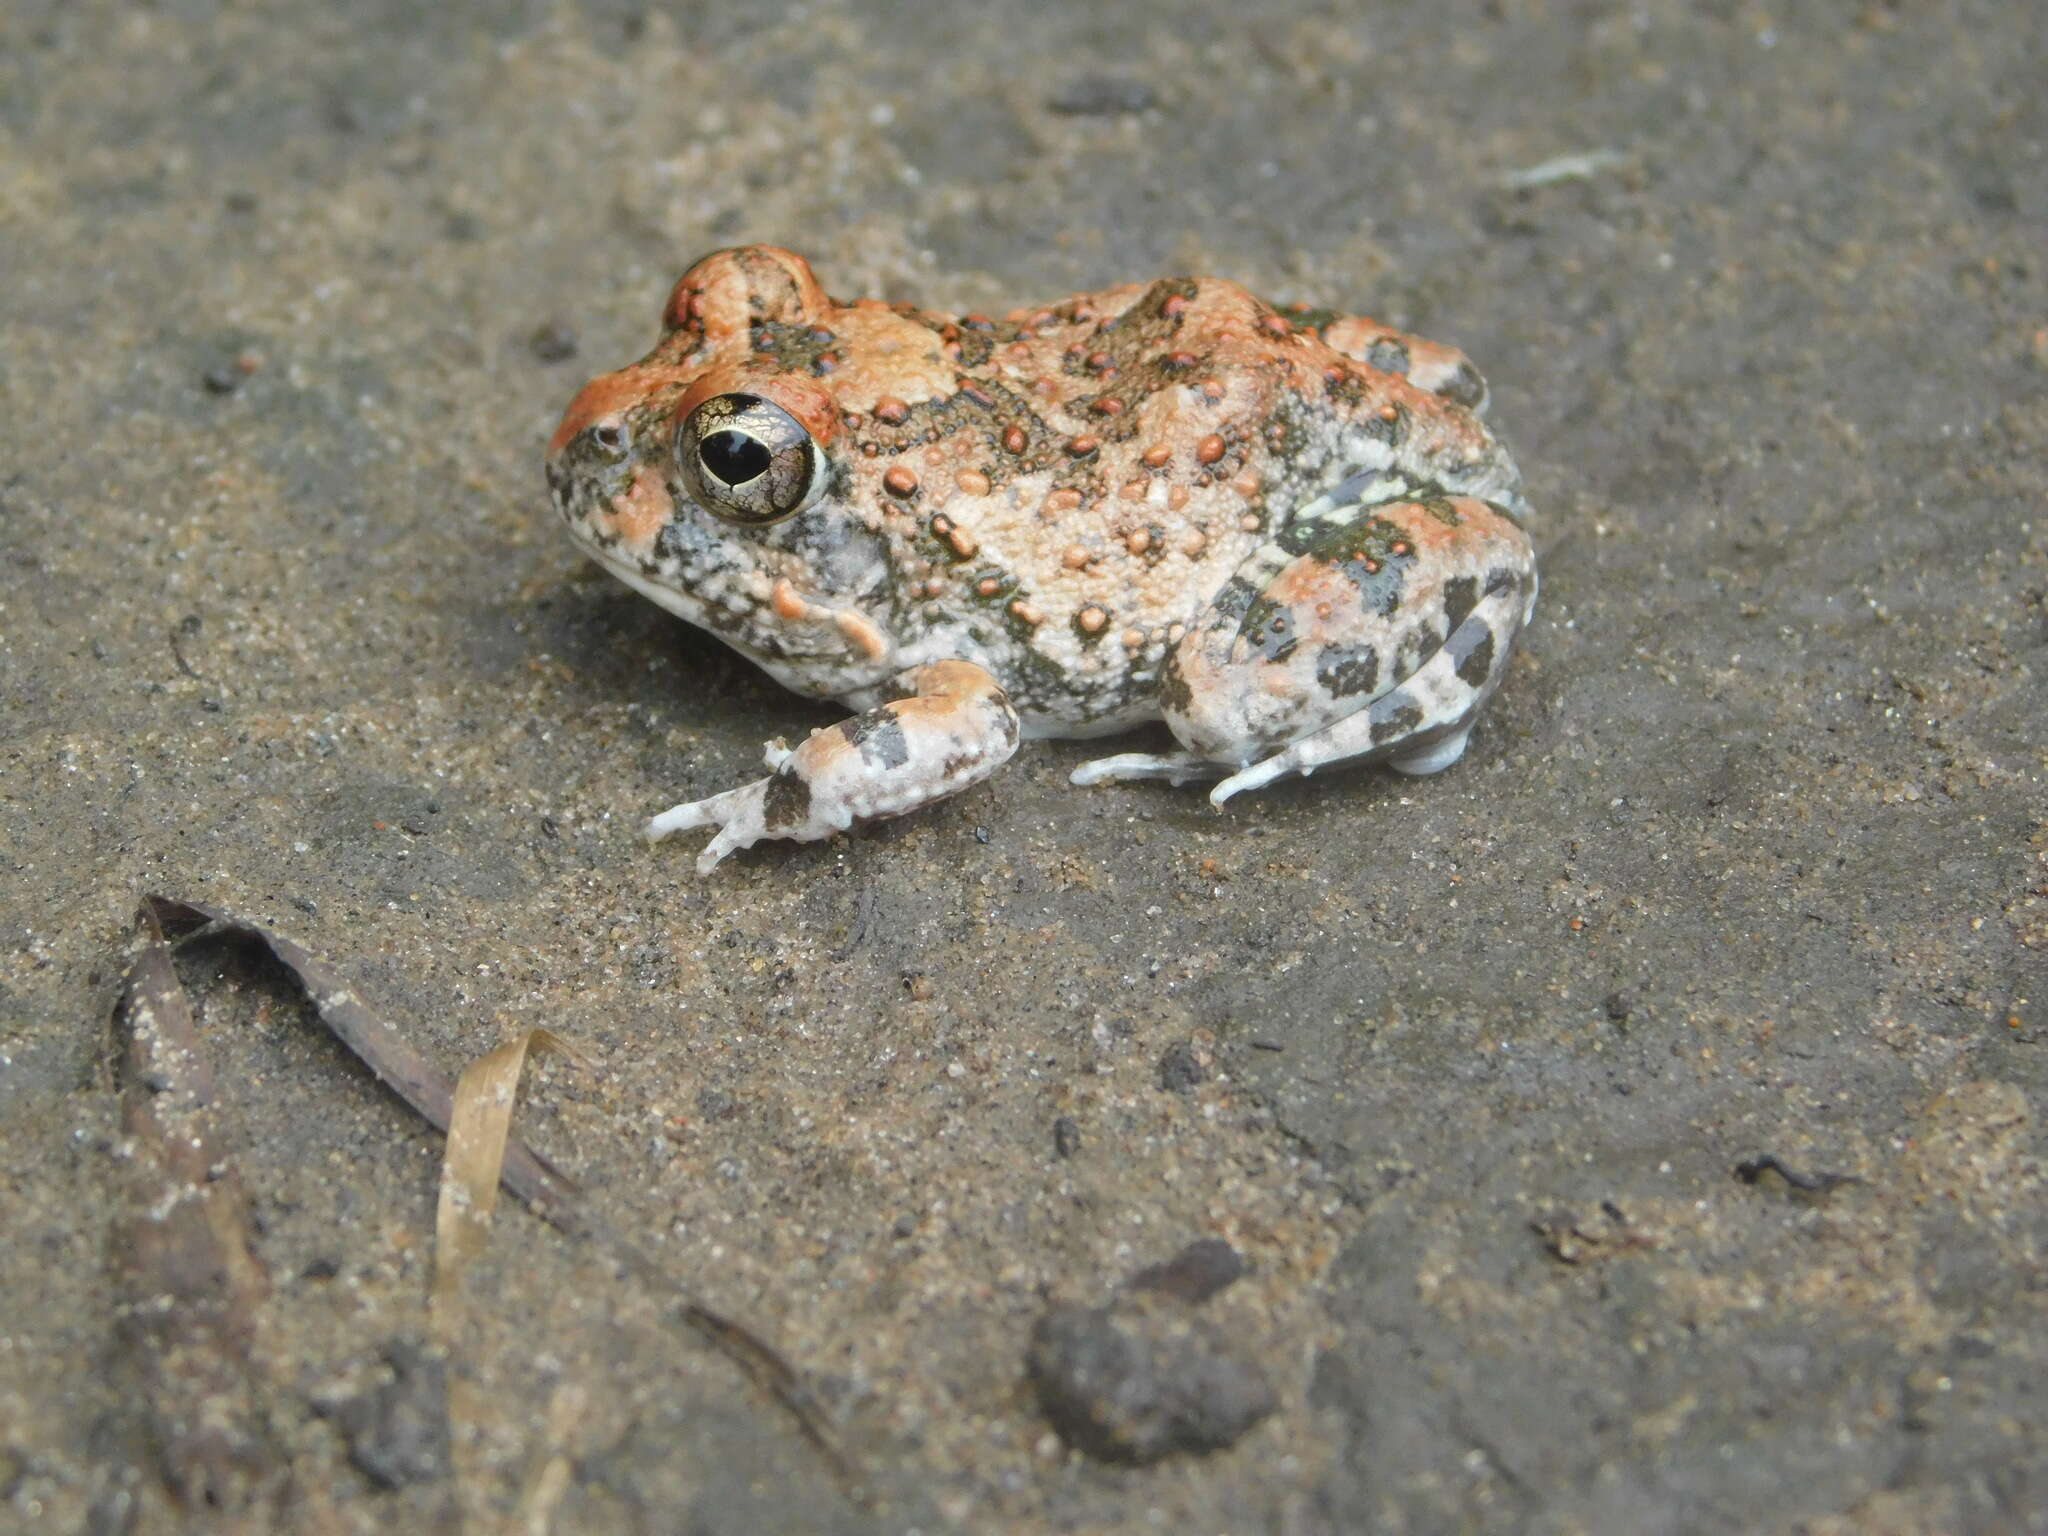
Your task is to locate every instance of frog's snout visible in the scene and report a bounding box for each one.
[546,382,645,526]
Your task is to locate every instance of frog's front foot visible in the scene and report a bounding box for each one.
[647,660,1020,874]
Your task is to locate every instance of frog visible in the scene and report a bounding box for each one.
[547,246,1536,873]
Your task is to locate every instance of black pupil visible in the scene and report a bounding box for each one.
[701,430,770,485]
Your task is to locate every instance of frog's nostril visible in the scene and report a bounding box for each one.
[591,422,628,454]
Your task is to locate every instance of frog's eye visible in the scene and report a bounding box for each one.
[675,392,824,526]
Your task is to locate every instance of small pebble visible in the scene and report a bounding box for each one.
[313,1339,450,1491]
[1127,1239,1246,1305]
[1047,76,1158,116]
[528,321,578,362]
[1053,1116,1082,1159]
[1157,1040,1207,1094]
[1027,1299,1274,1464]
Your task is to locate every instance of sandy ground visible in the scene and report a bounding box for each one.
[2,1,2044,1531]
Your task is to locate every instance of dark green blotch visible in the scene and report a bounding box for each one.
[1158,657,1195,718]
[1456,629,1496,688]
[952,329,995,368]
[1440,575,1478,633]
[762,769,812,830]
[1239,597,1298,663]
[1203,573,1258,624]
[1339,556,1407,620]
[844,711,911,770]
[1370,703,1424,745]
[1437,362,1487,409]
[981,691,1021,746]
[1315,642,1379,699]
[1366,337,1411,375]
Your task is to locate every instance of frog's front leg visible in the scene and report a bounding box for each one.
[648,659,1020,874]
[1074,485,1535,804]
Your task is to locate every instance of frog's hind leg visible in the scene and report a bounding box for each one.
[1075,486,1535,804]
[1206,563,1532,803]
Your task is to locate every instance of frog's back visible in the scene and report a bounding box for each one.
[863,273,1524,735]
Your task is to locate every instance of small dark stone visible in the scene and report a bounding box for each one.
[1603,990,1632,1022]
[1734,1155,1860,1198]
[302,1256,341,1280]
[540,815,559,838]
[201,366,242,395]
[1127,1239,1246,1305]
[292,896,318,915]
[528,321,578,363]
[1047,75,1158,116]
[891,1213,918,1240]
[1053,1116,1082,1159]
[1157,1040,1207,1094]
[315,1338,450,1490]
[1027,1300,1275,1464]
[974,825,991,844]
[695,1086,736,1121]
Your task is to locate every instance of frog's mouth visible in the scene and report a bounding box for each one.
[579,539,895,671]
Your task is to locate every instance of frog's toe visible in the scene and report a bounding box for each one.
[646,788,738,843]
[1209,756,1296,805]
[691,821,754,876]
[1071,750,1227,788]
[647,782,775,873]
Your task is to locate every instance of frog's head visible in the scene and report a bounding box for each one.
[545,247,908,675]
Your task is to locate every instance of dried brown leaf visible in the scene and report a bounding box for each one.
[141,894,860,1497]
[112,904,279,1513]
